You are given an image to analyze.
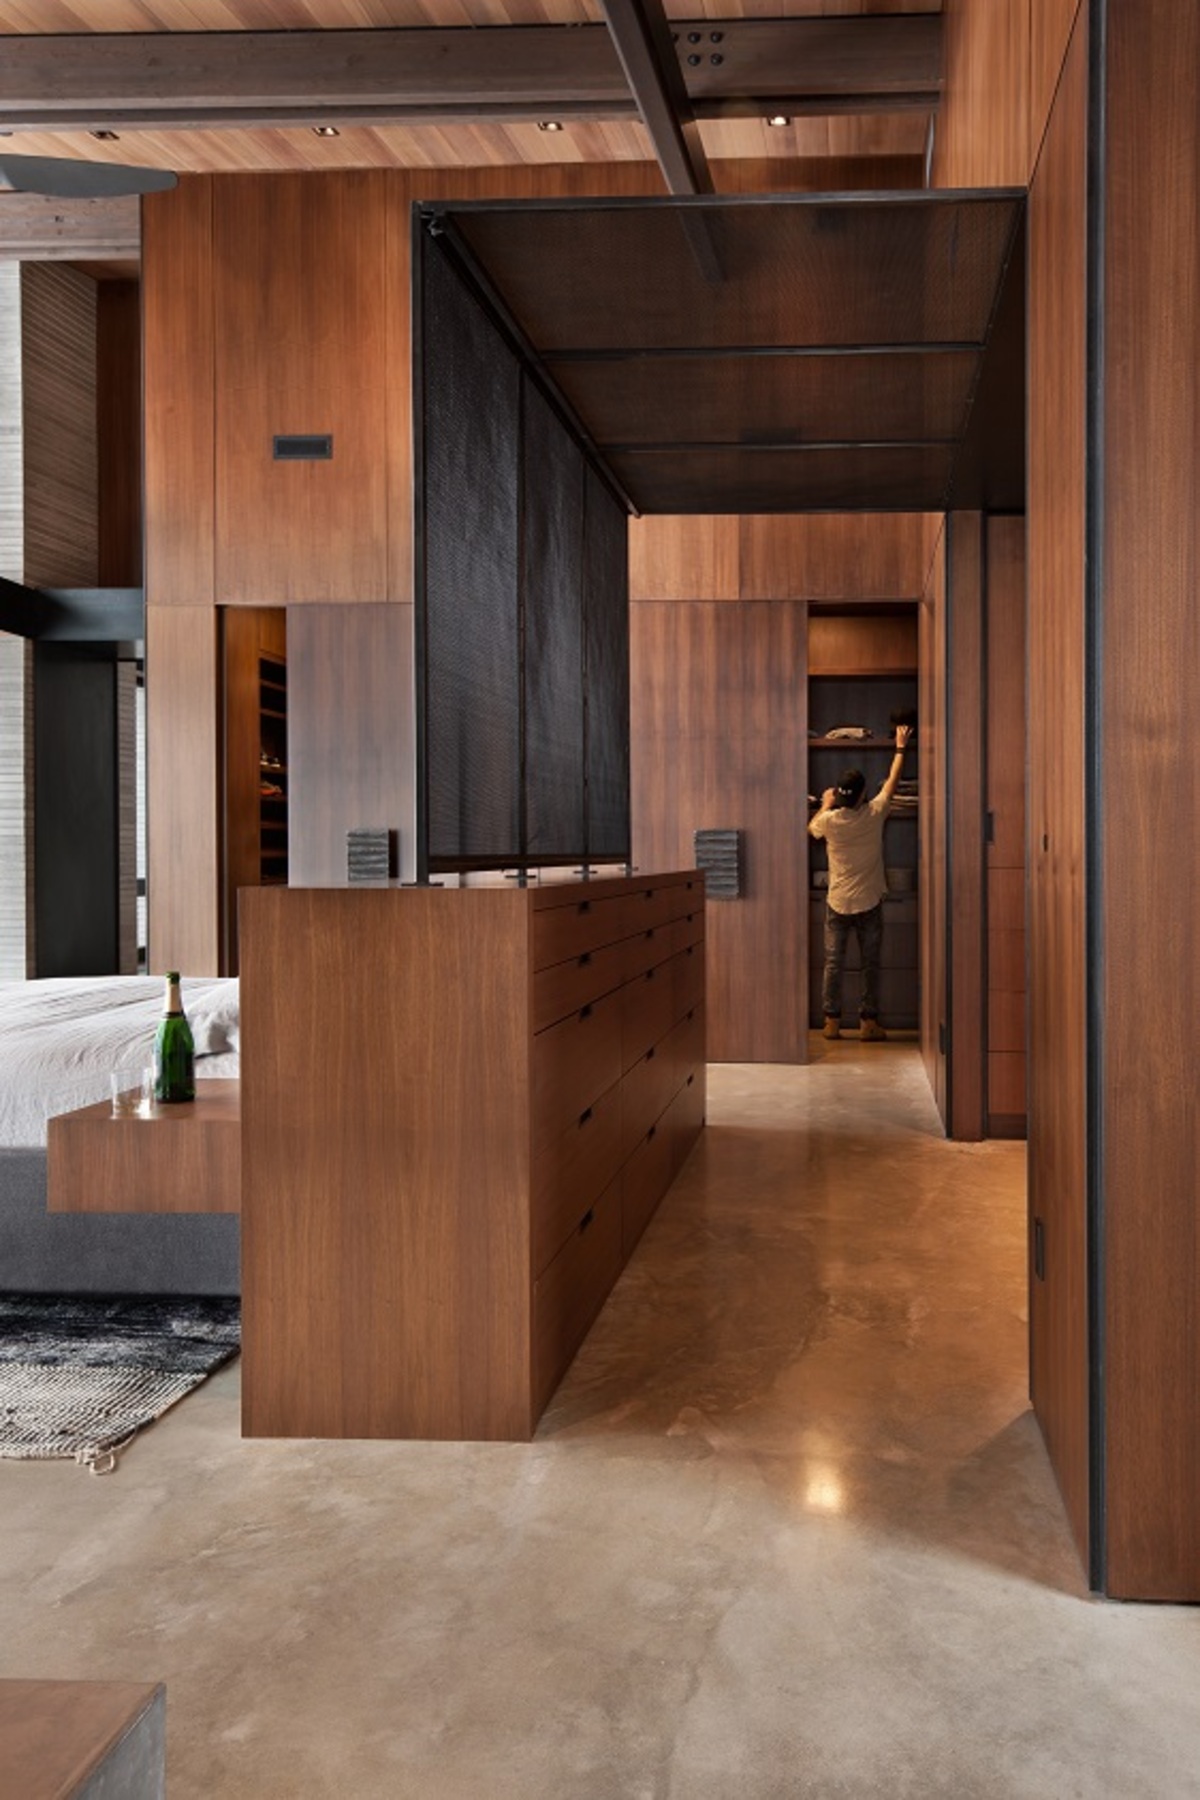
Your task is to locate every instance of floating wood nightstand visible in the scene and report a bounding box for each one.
[47,1080,241,1215]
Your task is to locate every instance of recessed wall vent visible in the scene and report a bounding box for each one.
[273,433,333,461]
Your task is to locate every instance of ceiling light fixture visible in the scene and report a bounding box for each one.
[313,125,341,138]
[766,115,791,129]
[91,129,120,141]
[537,121,564,133]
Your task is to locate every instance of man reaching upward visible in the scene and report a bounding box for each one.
[808,723,913,1041]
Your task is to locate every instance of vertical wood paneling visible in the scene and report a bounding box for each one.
[947,512,985,1141]
[1030,0,1084,174]
[630,600,807,1063]
[287,603,417,887]
[932,0,1031,189]
[146,605,221,976]
[1027,6,1090,1574]
[628,516,741,601]
[986,514,1027,1133]
[1100,0,1200,1603]
[143,174,214,607]
[20,263,97,588]
[738,514,931,601]
[214,172,390,606]
[808,612,918,674]
[97,278,142,587]
[919,522,946,1120]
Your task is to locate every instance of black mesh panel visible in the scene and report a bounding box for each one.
[582,465,630,860]
[422,244,521,863]
[523,378,586,857]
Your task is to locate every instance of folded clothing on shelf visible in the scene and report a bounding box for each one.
[822,725,871,741]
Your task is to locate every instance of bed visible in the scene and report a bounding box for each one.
[0,977,241,1296]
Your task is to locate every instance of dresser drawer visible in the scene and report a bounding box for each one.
[532,937,628,1033]
[665,1066,705,1179]
[668,907,706,956]
[621,922,676,983]
[532,986,623,1154]
[532,893,636,971]
[532,1172,622,1413]
[621,1115,675,1261]
[663,875,704,921]
[531,1079,623,1275]
[670,941,706,1019]
[620,962,678,1072]
[620,1037,681,1160]
[620,882,686,935]
[664,1002,706,1088]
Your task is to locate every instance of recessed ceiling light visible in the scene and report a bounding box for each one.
[766,115,791,129]
[91,129,120,141]
[313,125,340,138]
[537,121,564,133]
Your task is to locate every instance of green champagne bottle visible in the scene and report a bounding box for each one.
[154,970,195,1103]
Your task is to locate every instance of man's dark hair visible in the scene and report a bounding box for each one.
[834,768,866,808]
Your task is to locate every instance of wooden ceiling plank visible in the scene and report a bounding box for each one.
[0,18,942,129]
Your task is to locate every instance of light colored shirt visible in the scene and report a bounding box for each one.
[808,793,891,914]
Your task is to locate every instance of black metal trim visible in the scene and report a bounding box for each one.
[433,186,1027,217]
[1084,0,1108,1599]
[412,204,431,886]
[602,437,960,454]
[419,209,639,520]
[547,342,986,362]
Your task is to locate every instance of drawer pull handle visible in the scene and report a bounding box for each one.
[642,889,654,901]
[646,1046,656,1061]
[687,1009,695,1022]
[644,928,654,941]
[579,1003,593,1021]
[578,900,591,915]
[647,1125,657,1142]
[579,1106,593,1127]
[580,1207,595,1233]
[578,951,592,967]
[687,1073,695,1087]
[645,968,656,982]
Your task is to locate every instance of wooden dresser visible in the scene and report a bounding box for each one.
[239,872,706,1440]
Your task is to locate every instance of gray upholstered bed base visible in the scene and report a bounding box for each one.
[0,1149,240,1296]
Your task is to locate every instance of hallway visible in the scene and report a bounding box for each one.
[3,1050,1199,1797]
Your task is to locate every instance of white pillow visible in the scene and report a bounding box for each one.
[190,982,240,1055]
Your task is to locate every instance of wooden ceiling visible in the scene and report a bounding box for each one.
[0,0,938,176]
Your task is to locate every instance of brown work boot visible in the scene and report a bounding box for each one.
[823,1015,841,1040]
[859,1017,888,1042]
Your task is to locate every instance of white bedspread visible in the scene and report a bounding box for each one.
[0,977,239,1149]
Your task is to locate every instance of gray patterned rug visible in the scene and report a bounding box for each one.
[0,1294,240,1473]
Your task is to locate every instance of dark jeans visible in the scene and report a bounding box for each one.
[822,901,884,1021]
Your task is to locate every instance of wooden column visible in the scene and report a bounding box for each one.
[946,511,986,1141]
[985,515,1027,1136]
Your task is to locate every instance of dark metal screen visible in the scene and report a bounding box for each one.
[416,225,631,873]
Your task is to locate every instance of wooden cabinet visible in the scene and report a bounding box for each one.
[221,605,286,973]
[239,871,706,1441]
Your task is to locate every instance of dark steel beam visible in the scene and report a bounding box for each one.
[0,580,144,642]
[598,0,712,195]
[0,18,941,129]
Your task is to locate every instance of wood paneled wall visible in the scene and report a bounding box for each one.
[1026,3,1090,1577]
[1099,0,1200,1603]
[630,601,807,1063]
[808,611,917,676]
[946,513,986,1142]
[20,264,97,589]
[932,0,1030,188]
[985,515,1026,1136]
[919,524,946,1119]
[287,604,416,888]
[146,605,221,976]
[932,0,1081,190]
[97,279,142,588]
[630,514,934,604]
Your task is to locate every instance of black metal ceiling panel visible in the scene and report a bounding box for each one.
[548,348,982,451]
[422,191,1025,514]
[447,193,1023,353]
[606,444,958,514]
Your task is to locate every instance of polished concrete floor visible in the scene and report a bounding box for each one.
[3,1044,1199,1798]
